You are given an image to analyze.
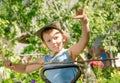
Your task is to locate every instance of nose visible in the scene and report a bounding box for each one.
[51,39,56,44]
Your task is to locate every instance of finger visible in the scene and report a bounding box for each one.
[3,61,11,66]
[75,8,79,15]
[5,62,10,66]
[81,6,85,15]
[72,15,84,19]
[80,9,84,15]
[11,65,15,69]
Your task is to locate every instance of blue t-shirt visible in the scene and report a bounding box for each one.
[44,49,77,83]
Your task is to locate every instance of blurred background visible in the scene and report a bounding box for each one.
[0,0,120,83]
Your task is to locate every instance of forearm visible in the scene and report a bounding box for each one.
[76,19,90,52]
[9,63,42,73]
[25,63,43,73]
[9,64,27,73]
[81,19,90,43]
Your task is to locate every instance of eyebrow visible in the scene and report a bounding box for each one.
[54,31,61,35]
[43,30,62,41]
[51,30,63,39]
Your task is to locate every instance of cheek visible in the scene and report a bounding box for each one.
[58,37,62,42]
[56,37,64,44]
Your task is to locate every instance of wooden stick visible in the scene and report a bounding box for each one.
[44,58,119,65]
[75,58,118,63]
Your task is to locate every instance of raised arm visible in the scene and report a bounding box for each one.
[68,7,90,60]
[3,58,44,73]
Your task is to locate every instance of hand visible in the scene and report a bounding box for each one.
[3,60,13,68]
[90,61,104,68]
[73,6,87,22]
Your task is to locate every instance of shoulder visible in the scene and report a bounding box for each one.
[44,54,51,62]
[59,49,72,61]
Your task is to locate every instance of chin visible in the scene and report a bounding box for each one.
[53,49,61,52]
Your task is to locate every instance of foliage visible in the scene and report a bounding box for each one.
[94,68,120,83]
[0,0,120,83]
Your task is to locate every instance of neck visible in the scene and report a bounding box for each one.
[51,48,64,58]
[51,52,58,58]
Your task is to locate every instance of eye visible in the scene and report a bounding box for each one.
[54,36,58,39]
[47,39,51,43]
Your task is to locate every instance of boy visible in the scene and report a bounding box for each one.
[3,7,90,83]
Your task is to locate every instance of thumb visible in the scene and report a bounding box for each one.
[72,15,84,19]
[10,65,16,69]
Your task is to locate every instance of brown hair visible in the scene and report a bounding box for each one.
[36,21,69,47]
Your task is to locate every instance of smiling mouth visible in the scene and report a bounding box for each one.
[53,45,58,48]
[53,44,60,48]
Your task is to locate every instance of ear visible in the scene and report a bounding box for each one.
[62,34,67,42]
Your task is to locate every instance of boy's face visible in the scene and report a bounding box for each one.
[43,29,64,52]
